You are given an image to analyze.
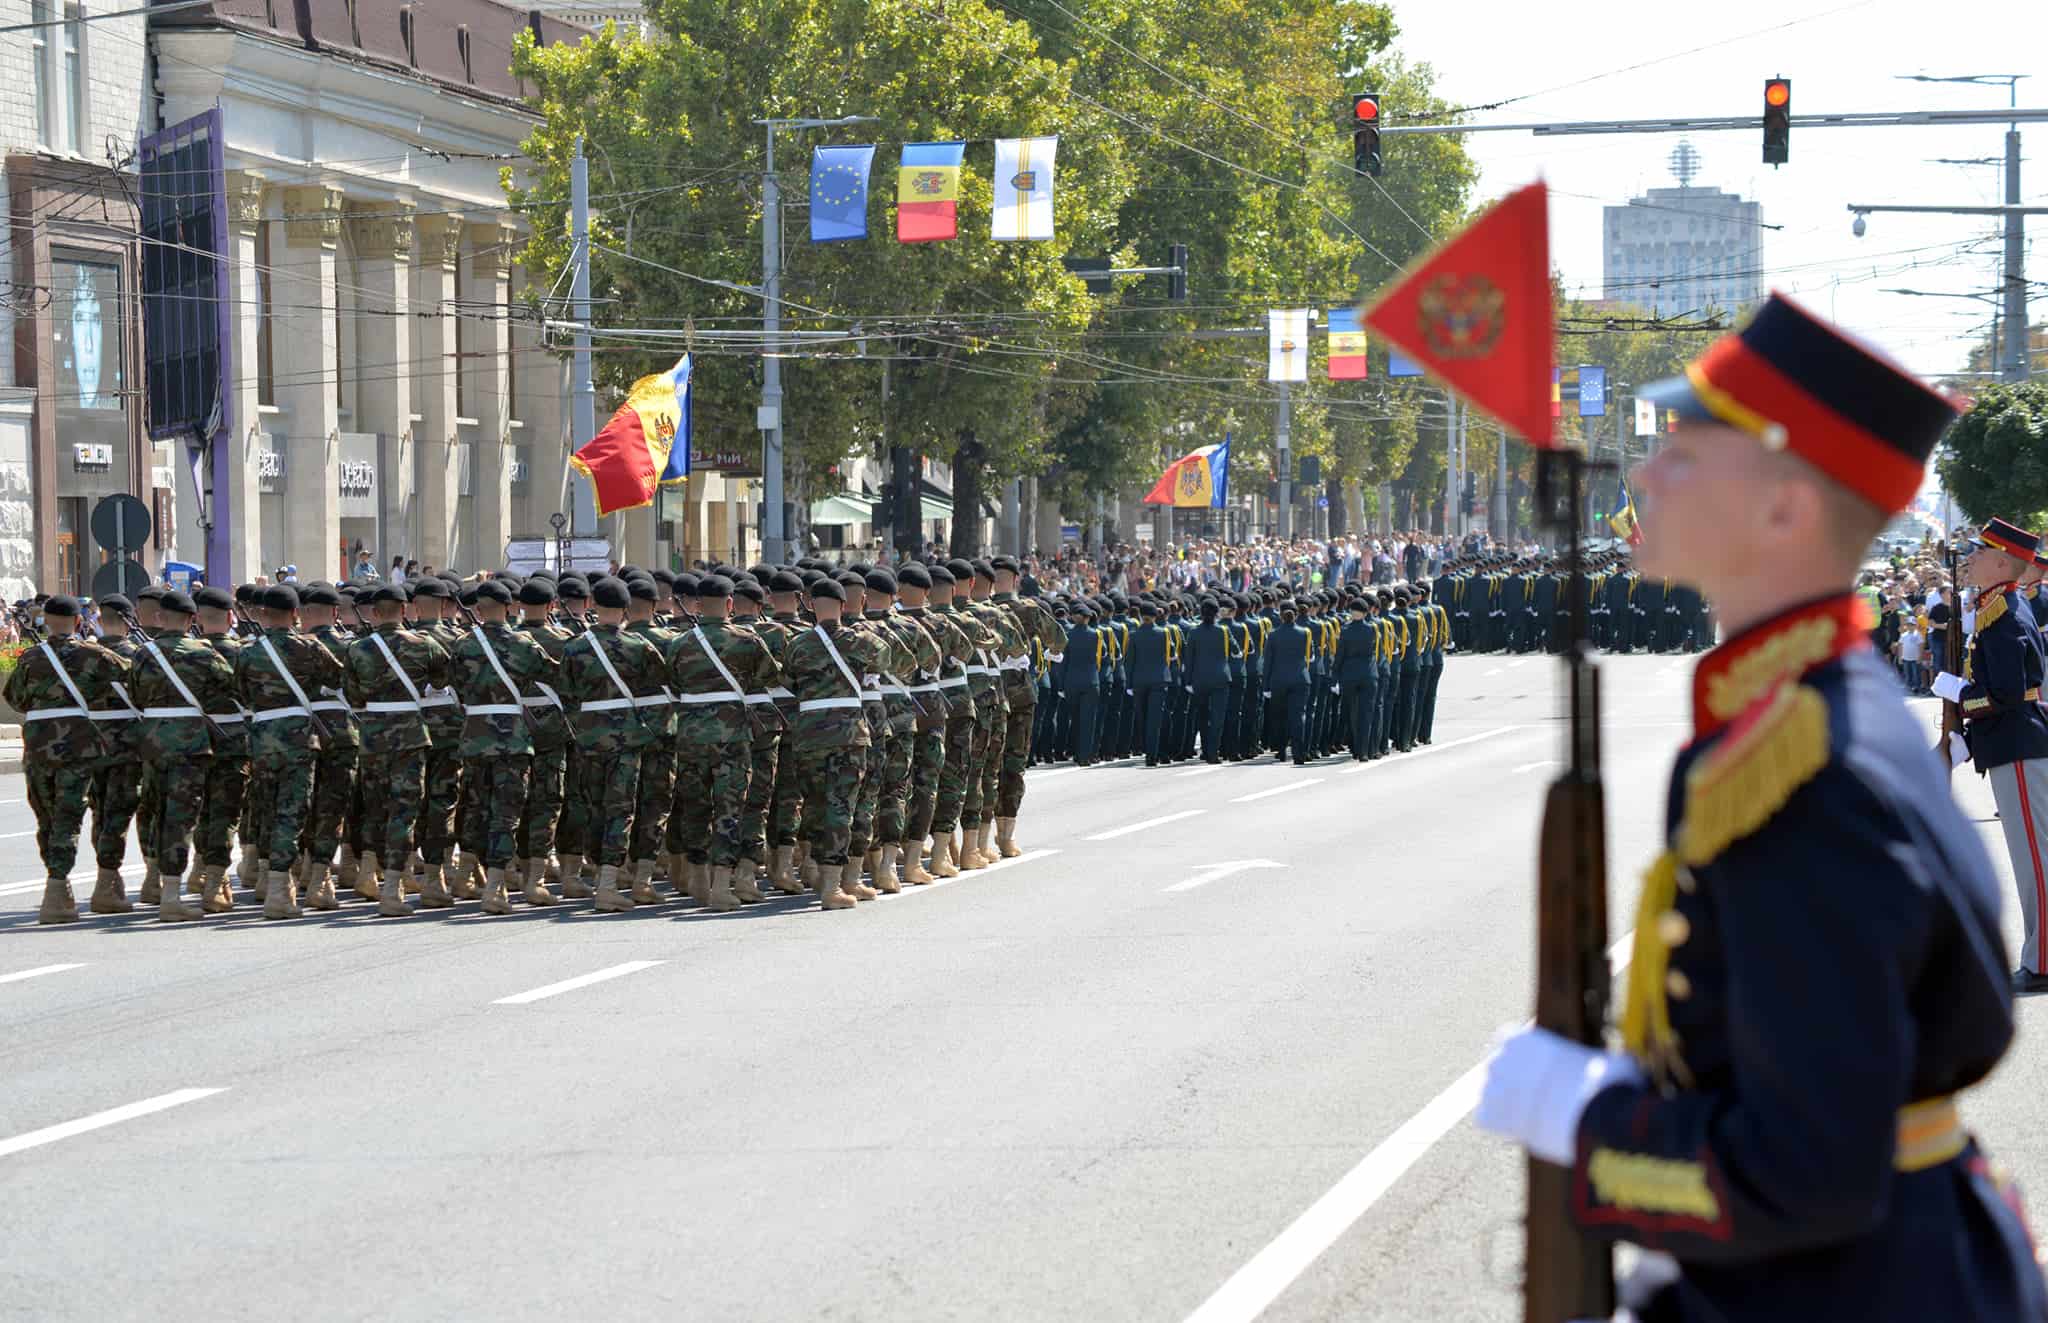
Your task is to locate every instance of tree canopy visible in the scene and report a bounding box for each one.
[1938,383,2048,531]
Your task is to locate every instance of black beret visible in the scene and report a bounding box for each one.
[991,555,1020,574]
[695,574,734,599]
[929,562,956,586]
[896,564,932,590]
[748,563,775,581]
[768,571,804,594]
[591,577,631,609]
[299,585,342,607]
[652,568,676,588]
[848,561,874,576]
[945,558,975,582]
[158,590,197,616]
[475,580,514,604]
[864,569,897,595]
[97,593,134,613]
[673,571,701,593]
[365,585,405,607]
[43,594,80,618]
[136,585,166,602]
[970,559,996,580]
[617,564,644,579]
[194,586,234,611]
[835,571,866,589]
[262,585,302,612]
[411,577,451,600]
[234,584,262,604]
[808,577,846,603]
[734,581,766,604]
[625,577,658,602]
[557,578,591,600]
[517,580,557,607]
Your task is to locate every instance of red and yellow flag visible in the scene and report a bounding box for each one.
[897,141,965,243]
[1326,308,1368,381]
[568,356,693,518]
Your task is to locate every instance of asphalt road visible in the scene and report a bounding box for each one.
[1,653,2042,1322]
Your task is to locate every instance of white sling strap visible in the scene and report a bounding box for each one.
[257,635,317,719]
[688,625,747,704]
[33,641,94,720]
[140,637,208,718]
[579,630,639,712]
[470,625,527,712]
[368,631,425,707]
[814,625,863,694]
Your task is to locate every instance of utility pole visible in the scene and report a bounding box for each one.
[2004,123,2029,381]
[1276,381,1293,539]
[569,137,598,539]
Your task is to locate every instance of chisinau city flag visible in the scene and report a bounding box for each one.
[991,136,1057,241]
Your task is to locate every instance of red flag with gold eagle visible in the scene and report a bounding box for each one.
[1362,182,1555,447]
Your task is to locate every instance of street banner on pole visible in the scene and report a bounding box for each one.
[810,144,875,243]
[991,137,1057,241]
[1267,308,1310,382]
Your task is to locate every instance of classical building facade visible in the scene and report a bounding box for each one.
[152,0,585,583]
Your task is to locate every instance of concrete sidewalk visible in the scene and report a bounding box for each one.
[0,724,21,774]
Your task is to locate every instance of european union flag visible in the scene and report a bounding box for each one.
[1578,364,1607,417]
[811,144,875,243]
[1387,349,1424,377]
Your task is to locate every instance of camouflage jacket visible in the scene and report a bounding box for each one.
[625,619,683,741]
[419,619,468,746]
[130,633,240,760]
[342,624,449,755]
[666,618,782,747]
[991,592,1067,697]
[781,621,880,750]
[559,623,667,752]
[448,621,561,758]
[748,613,803,737]
[902,606,977,723]
[235,626,348,759]
[308,624,362,750]
[868,609,943,733]
[200,631,250,757]
[951,599,1012,715]
[514,616,577,752]
[4,632,133,762]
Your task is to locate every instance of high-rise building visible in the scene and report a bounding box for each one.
[1602,141,1764,321]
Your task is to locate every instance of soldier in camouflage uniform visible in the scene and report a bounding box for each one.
[191,587,250,912]
[988,557,1067,858]
[553,577,605,895]
[760,572,812,894]
[928,561,1001,876]
[128,590,240,922]
[408,577,471,900]
[512,578,575,897]
[731,576,800,895]
[559,576,668,912]
[6,595,132,923]
[867,567,942,893]
[294,583,363,905]
[129,587,168,901]
[342,584,450,917]
[447,578,560,913]
[960,561,1017,869]
[665,573,783,911]
[234,584,347,920]
[898,563,971,885]
[781,577,879,910]
[622,574,681,905]
[84,594,147,900]
[231,582,270,888]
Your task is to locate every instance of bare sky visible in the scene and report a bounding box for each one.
[1385,0,2044,382]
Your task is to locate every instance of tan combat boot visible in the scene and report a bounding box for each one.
[799,853,822,893]
[901,840,935,886]
[354,854,382,903]
[90,866,134,914]
[521,859,558,907]
[232,843,254,890]
[376,862,412,918]
[705,864,741,913]
[732,858,765,905]
[769,845,804,895]
[160,868,204,923]
[250,858,270,903]
[402,851,424,896]
[979,821,999,865]
[452,856,483,901]
[335,845,358,896]
[863,849,882,885]
[264,868,302,920]
[995,817,1022,859]
[929,832,959,878]
[957,826,988,871]
[845,856,880,902]
[504,857,525,894]
[303,860,339,911]
[558,854,593,899]
[38,876,80,925]
[417,861,454,909]
[688,860,712,907]
[819,858,858,911]
[629,859,662,906]
[186,863,206,895]
[873,843,902,894]
[592,863,634,913]
[139,856,161,904]
[201,865,237,914]
[480,867,513,915]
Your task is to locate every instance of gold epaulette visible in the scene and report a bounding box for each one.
[1623,681,1831,1084]
[1976,592,2008,635]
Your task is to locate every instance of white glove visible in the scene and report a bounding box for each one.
[1474,1026,1643,1166]
[1949,730,1971,766]
[1931,671,1967,703]
[1184,685,1194,694]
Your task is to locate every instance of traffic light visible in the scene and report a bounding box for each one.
[1352,93,1382,177]
[1762,77,1790,166]
[1168,243,1188,301]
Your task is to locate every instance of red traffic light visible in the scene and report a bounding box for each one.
[1764,78,1790,107]
[1353,94,1380,122]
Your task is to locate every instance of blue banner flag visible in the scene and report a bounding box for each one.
[1387,349,1424,378]
[1578,364,1606,417]
[810,144,875,243]
[658,354,692,484]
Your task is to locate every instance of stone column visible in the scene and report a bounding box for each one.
[463,222,515,571]
[220,170,267,582]
[275,184,341,580]
[347,202,414,571]
[413,215,461,568]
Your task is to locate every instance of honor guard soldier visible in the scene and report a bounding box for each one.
[447,578,562,913]
[1476,292,2048,1322]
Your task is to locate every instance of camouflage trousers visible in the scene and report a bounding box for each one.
[239,761,266,855]
[793,743,865,867]
[581,745,642,867]
[634,743,678,865]
[418,747,463,865]
[135,762,162,865]
[672,740,751,867]
[299,747,354,866]
[515,746,568,862]
[255,752,319,869]
[904,727,946,845]
[90,763,141,870]
[147,755,210,878]
[873,727,916,847]
[557,748,594,859]
[27,759,94,877]
[460,755,532,869]
[357,749,426,871]
[738,733,779,864]
[931,709,977,836]
[768,734,804,849]
[995,698,1036,818]
[196,757,248,869]
[850,714,888,856]
[963,704,1004,830]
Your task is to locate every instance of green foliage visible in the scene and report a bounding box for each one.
[1938,384,2048,530]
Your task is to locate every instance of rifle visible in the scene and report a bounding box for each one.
[120,607,237,743]
[1526,448,1617,1323]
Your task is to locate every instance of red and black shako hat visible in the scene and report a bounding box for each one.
[1640,291,1959,515]
[1970,517,2039,562]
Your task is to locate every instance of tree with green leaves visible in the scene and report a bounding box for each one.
[1938,383,2048,531]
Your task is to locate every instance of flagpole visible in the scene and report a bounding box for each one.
[1276,381,1292,540]
[570,137,599,542]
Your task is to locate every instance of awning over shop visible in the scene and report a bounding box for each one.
[810,492,876,525]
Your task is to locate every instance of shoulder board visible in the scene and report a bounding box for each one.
[1977,592,2009,633]
[1675,681,1830,867]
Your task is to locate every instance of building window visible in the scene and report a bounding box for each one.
[30,0,50,146]
[256,218,275,406]
[453,249,468,417]
[60,2,84,155]
[399,6,415,65]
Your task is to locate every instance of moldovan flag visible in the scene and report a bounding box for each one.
[898,141,965,243]
[1327,307,1368,380]
[992,136,1056,241]
[569,355,693,518]
[1362,181,1556,447]
[1609,475,1644,546]
[1144,437,1231,509]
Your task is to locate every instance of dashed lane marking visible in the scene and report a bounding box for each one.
[1162,860,1284,893]
[1336,726,1521,774]
[1230,779,1323,804]
[493,960,665,1006]
[0,963,86,986]
[0,1089,226,1160]
[1085,810,1206,842]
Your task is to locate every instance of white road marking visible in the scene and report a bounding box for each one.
[1337,725,1521,774]
[1231,779,1323,804]
[1179,931,1636,1323]
[896,848,1059,896]
[493,960,665,1006]
[0,963,86,986]
[1027,767,1081,781]
[2,865,145,893]
[1176,765,1226,778]
[0,830,34,839]
[1506,659,1529,669]
[1511,760,1562,775]
[1482,667,1503,678]
[0,1088,225,1160]
[1085,810,1206,842]
[1162,860,1284,893]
